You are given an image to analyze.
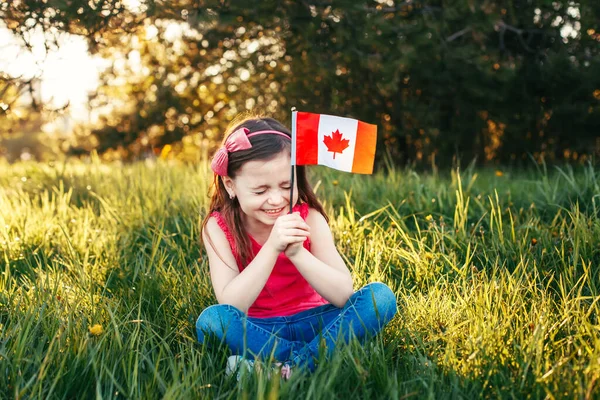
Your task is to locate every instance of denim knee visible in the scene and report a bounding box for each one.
[364,282,397,324]
[196,304,229,343]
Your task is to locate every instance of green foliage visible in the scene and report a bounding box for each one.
[1,160,599,398]
[1,1,599,164]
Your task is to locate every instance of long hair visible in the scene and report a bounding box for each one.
[201,115,328,269]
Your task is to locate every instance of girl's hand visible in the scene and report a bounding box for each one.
[284,241,306,258]
[265,212,310,254]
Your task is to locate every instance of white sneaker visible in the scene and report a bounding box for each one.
[225,355,242,377]
[225,355,255,379]
[226,356,292,380]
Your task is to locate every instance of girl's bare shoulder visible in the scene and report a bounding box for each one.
[306,207,330,229]
[202,215,239,271]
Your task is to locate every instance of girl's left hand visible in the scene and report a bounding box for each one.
[265,212,310,254]
[284,241,306,258]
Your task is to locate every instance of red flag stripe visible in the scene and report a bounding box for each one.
[295,112,320,165]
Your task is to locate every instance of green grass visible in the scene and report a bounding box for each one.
[1,157,599,399]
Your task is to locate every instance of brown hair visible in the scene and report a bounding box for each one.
[201,115,328,269]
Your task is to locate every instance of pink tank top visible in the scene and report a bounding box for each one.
[211,203,328,318]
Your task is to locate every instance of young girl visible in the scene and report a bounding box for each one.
[196,115,397,378]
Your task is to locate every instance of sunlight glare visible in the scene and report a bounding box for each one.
[0,23,109,121]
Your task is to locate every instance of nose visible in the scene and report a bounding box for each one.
[267,189,285,205]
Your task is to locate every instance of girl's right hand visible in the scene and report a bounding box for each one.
[265,212,310,253]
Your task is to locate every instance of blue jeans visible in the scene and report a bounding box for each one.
[196,282,397,371]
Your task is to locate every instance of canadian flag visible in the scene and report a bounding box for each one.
[292,111,377,174]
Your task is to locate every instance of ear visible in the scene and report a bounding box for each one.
[221,176,236,197]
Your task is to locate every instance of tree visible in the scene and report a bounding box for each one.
[1,0,599,165]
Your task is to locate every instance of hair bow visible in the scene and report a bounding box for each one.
[210,127,252,176]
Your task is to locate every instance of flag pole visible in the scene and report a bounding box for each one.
[289,107,297,214]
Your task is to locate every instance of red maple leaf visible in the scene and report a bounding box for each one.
[323,129,350,159]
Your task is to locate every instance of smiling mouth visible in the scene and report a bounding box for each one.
[262,207,285,215]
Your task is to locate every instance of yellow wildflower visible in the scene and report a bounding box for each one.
[495,170,504,177]
[89,324,103,336]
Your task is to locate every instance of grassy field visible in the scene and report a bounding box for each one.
[1,157,599,399]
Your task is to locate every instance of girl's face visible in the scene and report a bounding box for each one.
[223,151,299,232]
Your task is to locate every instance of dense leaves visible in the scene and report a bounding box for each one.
[1,0,599,165]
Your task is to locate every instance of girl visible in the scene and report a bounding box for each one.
[196,115,397,378]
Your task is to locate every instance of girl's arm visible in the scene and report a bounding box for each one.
[203,217,280,313]
[286,208,354,307]
[203,213,309,313]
